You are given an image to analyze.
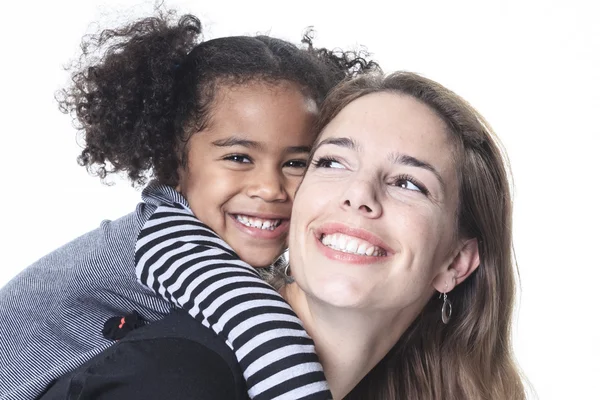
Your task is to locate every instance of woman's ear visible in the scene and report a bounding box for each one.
[433,238,480,293]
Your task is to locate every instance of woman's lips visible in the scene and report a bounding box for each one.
[314,234,390,265]
[313,223,393,265]
[316,223,394,255]
[319,232,386,256]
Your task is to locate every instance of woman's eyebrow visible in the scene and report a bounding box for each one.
[389,152,445,190]
[312,138,445,187]
[313,137,360,153]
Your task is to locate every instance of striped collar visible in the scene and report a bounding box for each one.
[141,181,191,211]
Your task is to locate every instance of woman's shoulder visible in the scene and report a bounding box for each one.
[41,310,248,400]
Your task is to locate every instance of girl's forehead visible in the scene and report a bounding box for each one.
[195,82,318,150]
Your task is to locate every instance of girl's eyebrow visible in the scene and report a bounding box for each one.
[285,146,311,154]
[211,136,311,154]
[211,136,264,150]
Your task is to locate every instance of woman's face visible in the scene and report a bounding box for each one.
[289,92,461,312]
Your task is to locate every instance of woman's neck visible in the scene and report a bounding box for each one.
[281,283,419,399]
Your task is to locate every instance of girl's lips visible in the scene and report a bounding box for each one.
[229,214,290,240]
[315,223,394,255]
[232,211,289,220]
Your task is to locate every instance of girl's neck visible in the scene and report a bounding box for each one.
[281,283,418,399]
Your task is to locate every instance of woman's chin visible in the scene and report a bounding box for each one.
[306,278,371,309]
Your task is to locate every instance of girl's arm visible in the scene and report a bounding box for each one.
[135,202,331,400]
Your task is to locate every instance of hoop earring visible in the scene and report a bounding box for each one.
[283,264,295,284]
[441,284,452,324]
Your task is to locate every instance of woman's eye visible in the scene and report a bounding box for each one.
[398,179,420,191]
[224,154,251,164]
[394,175,428,195]
[283,159,308,169]
[312,157,345,169]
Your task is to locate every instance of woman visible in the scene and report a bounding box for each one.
[283,71,525,399]
[42,71,525,399]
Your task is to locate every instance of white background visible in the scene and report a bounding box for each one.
[1,1,598,398]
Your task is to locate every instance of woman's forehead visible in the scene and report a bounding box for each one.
[319,93,451,157]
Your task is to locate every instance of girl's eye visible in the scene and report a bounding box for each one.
[224,154,251,164]
[311,156,345,169]
[283,159,308,169]
[393,175,429,195]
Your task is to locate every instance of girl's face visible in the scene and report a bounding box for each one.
[177,81,318,267]
[289,92,462,313]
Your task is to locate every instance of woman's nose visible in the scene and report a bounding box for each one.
[340,177,382,218]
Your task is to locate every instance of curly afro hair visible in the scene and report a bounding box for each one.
[57,10,379,187]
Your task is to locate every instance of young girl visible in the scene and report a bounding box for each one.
[0,10,377,400]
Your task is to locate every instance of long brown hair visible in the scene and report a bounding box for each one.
[312,72,525,400]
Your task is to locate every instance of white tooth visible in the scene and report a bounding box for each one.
[357,243,368,255]
[337,235,347,249]
[346,239,359,253]
[320,232,384,256]
[242,216,249,223]
[261,221,270,229]
[330,235,338,248]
